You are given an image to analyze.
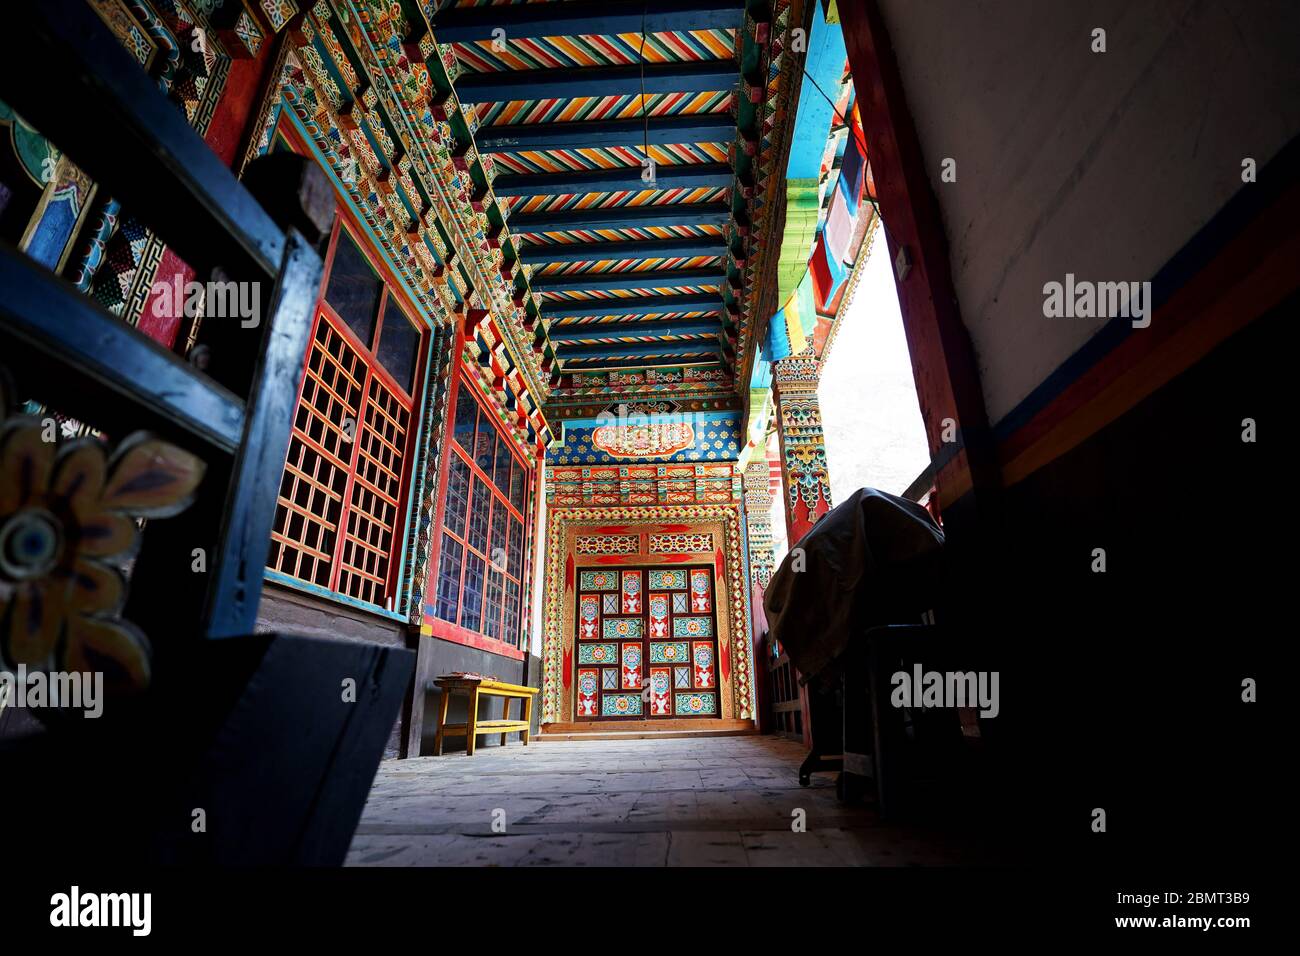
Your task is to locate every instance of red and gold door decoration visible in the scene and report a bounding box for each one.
[574,565,721,719]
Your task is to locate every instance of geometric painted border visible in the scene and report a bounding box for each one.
[542,503,754,724]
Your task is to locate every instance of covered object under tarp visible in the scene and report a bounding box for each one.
[763,487,945,683]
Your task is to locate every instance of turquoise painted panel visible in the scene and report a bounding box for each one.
[647,569,686,589]
[603,618,643,639]
[674,692,717,716]
[672,617,713,638]
[649,642,689,664]
[602,694,643,717]
[577,643,617,664]
[579,570,619,590]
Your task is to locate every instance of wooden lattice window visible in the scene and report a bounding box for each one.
[267,224,423,608]
[433,376,534,648]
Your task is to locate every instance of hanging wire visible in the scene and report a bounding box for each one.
[801,69,869,157]
[639,4,651,173]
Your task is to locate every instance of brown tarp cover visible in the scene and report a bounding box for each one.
[763,487,944,681]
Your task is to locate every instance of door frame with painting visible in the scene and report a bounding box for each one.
[573,564,721,721]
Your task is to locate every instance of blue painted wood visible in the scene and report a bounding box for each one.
[430,0,745,43]
[557,341,723,360]
[542,294,723,319]
[456,61,737,103]
[493,163,734,197]
[561,355,724,371]
[0,246,246,454]
[511,203,731,233]
[204,232,323,639]
[786,2,848,179]
[530,267,725,292]
[476,115,735,152]
[519,237,726,264]
[548,319,722,342]
[0,0,285,282]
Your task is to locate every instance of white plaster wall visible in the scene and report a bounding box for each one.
[876,0,1300,422]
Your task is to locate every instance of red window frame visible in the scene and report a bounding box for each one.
[427,366,537,660]
[266,216,427,609]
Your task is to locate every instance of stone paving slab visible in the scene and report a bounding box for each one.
[345,735,992,866]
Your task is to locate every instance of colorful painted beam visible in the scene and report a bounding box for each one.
[547,319,723,342]
[492,163,734,198]
[541,294,723,319]
[560,355,725,372]
[455,62,738,104]
[518,237,726,264]
[511,203,731,234]
[476,115,735,153]
[429,0,746,42]
[530,267,725,292]
[558,340,724,360]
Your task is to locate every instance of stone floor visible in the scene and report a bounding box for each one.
[345,734,1000,866]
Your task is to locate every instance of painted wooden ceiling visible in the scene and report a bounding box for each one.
[430,0,764,408]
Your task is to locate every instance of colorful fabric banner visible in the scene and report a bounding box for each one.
[767,267,817,359]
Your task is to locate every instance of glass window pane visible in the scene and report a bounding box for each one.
[509,464,526,513]
[434,534,463,624]
[474,415,495,474]
[444,453,471,538]
[490,498,509,571]
[505,578,521,647]
[460,551,485,631]
[484,569,504,639]
[376,299,420,393]
[493,439,512,496]
[508,517,523,578]
[325,231,382,346]
[453,384,477,451]
[467,478,490,553]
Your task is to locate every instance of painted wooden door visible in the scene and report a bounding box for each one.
[575,565,720,720]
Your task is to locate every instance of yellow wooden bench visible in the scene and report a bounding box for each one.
[433,676,538,756]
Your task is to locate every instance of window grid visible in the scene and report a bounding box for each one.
[433,378,533,648]
[267,221,422,608]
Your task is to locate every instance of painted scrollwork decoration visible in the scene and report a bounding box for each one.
[0,371,205,701]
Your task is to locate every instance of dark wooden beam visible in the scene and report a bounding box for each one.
[548,319,723,342]
[559,355,724,372]
[456,61,737,104]
[530,267,725,293]
[477,115,735,152]
[0,246,244,455]
[557,341,723,360]
[493,163,734,198]
[511,203,731,234]
[840,0,997,520]
[430,0,745,43]
[0,0,284,283]
[542,294,722,319]
[520,237,726,264]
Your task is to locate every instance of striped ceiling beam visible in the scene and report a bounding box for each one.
[519,237,726,264]
[492,163,734,197]
[557,341,724,361]
[561,356,723,373]
[455,62,738,104]
[548,319,723,342]
[511,203,731,233]
[530,267,725,292]
[476,115,735,152]
[542,294,722,319]
[429,0,746,42]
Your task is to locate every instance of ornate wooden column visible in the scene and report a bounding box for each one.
[742,459,776,589]
[772,355,833,546]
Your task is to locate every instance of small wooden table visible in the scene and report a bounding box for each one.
[433,676,538,756]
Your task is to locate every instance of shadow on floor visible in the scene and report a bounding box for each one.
[346,734,1013,866]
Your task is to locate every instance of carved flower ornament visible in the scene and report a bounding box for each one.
[0,375,204,696]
